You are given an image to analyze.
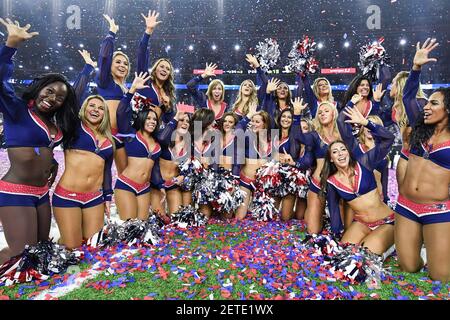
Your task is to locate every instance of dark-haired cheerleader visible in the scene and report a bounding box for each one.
[395,39,450,282]
[114,72,165,221]
[0,19,79,263]
[321,105,395,255]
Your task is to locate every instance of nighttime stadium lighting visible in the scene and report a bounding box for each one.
[317,42,324,49]
[69,66,74,71]
[122,44,127,49]
[211,44,217,50]
[400,39,407,46]
[18,65,23,69]
[57,42,62,47]
[165,45,171,51]
[234,44,240,51]
[44,66,49,70]
[188,45,194,51]
[175,68,180,73]
[344,41,350,48]
[79,43,84,48]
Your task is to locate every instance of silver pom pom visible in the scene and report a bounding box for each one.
[255,38,280,72]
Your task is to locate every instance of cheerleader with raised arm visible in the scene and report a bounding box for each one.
[320,104,395,255]
[53,50,115,249]
[186,63,227,121]
[395,39,450,282]
[95,14,130,174]
[114,72,165,221]
[135,10,176,126]
[0,19,79,263]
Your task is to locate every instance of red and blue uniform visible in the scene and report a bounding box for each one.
[136,32,175,126]
[326,120,395,234]
[114,92,162,195]
[95,31,128,149]
[395,69,450,225]
[337,110,390,203]
[186,75,228,121]
[0,45,88,207]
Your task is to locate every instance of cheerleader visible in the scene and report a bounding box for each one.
[151,109,191,216]
[395,39,450,282]
[186,63,227,121]
[235,104,273,220]
[320,106,395,255]
[296,73,335,118]
[292,100,341,234]
[114,72,165,221]
[53,51,115,249]
[338,111,390,204]
[0,19,79,263]
[341,76,385,118]
[95,14,130,174]
[388,71,427,187]
[273,106,314,221]
[136,10,176,126]
[188,108,221,218]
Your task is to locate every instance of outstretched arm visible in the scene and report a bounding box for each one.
[404,38,439,126]
[97,15,118,88]
[117,72,151,135]
[72,50,96,108]
[137,10,161,74]
[327,184,344,237]
[186,63,217,108]
[0,18,39,120]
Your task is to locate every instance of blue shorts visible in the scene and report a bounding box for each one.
[0,180,49,207]
[308,176,321,195]
[52,185,104,209]
[115,174,151,196]
[239,173,255,192]
[395,195,450,225]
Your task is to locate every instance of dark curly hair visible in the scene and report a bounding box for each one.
[22,73,79,147]
[341,75,374,107]
[409,88,450,151]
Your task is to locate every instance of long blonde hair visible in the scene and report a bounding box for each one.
[392,71,426,128]
[312,101,340,141]
[206,79,225,102]
[232,79,258,116]
[78,95,115,151]
[312,77,334,102]
[358,115,383,146]
[150,58,176,107]
[112,51,130,94]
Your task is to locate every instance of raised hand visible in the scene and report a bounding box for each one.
[78,49,97,68]
[0,18,39,48]
[103,14,119,34]
[266,77,280,94]
[413,38,439,70]
[292,97,308,115]
[245,54,260,69]
[130,72,151,94]
[350,93,362,105]
[141,10,162,34]
[343,106,368,126]
[372,83,386,102]
[201,63,218,78]
[247,101,258,118]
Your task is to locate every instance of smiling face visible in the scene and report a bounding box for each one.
[35,81,68,114]
[111,54,129,80]
[317,79,330,96]
[317,104,334,126]
[144,110,158,134]
[176,113,190,135]
[154,60,172,82]
[423,91,448,125]
[251,114,266,133]
[280,111,292,129]
[330,142,350,169]
[389,75,399,98]
[357,79,371,97]
[276,83,290,100]
[222,115,236,133]
[84,97,105,126]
